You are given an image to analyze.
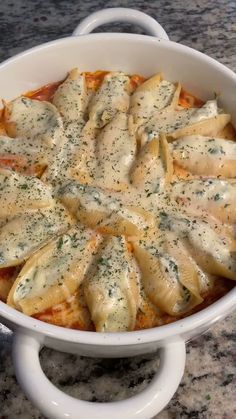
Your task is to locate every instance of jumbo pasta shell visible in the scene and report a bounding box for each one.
[170,114,231,140]
[7,225,102,315]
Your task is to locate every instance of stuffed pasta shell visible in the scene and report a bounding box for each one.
[53,69,89,121]
[4,97,63,147]
[130,74,180,126]
[84,235,140,332]
[0,169,54,219]
[95,112,136,190]
[172,135,236,177]
[7,224,102,315]
[0,203,74,267]
[57,180,155,236]
[171,178,236,223]
[132,228,203,315]
[139,100,230,146]
[88,72,131,128]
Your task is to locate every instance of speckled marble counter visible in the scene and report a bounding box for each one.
[0,0,236,418]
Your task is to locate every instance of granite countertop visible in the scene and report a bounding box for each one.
[0,0,236,418]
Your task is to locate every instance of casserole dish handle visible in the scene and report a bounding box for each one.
[13,332,185,419]
[72,8,169,40]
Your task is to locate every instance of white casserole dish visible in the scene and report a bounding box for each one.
[0,8,235,419]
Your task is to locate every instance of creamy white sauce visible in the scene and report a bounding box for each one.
[0,169,53,218]
[171,179,236,222]
[7,97,63,146]
[53,70,88,121]
[140,100,219,144]
[188,100,218,124]
[173,135,236,158]
[130,78,177,124]
[0,135,48,165]
[172,135,236,177]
